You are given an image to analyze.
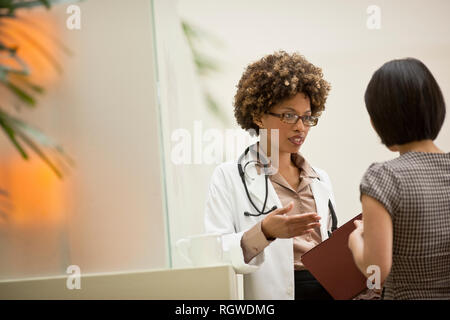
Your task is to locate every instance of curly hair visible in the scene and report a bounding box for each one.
[234,50,331,136]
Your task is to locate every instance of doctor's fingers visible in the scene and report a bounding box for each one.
[287,213,321,225]
[289,222,321,236]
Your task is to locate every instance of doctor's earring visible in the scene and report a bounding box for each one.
[253,116,263,129]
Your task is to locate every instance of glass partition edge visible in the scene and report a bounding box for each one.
[149,0,172,269]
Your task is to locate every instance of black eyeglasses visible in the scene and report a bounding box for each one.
[266,112,319,127]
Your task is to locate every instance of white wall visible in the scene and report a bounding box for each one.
[0,0,167,279]
[173,0,450,230]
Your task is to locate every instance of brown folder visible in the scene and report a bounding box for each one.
[301,213,367,300]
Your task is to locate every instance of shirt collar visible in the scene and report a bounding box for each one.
[250,143,318,179]
[291,152,319,179]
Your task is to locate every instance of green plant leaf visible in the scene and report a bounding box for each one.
[193,52,220,75]
[3,80,36,106]
[5,0,79,11]
[0,66,6,81]
[0,109,60,177]
[13,17,74,56]
[0,43,31,77]
[0,108,75,176]
[181,20,228,125]
[0,188,12,221]
[1,27,63,74]
[0,109,29,159]
[0,0,14,12]
[24,80,44,93]
[204,91,228,125]
[11,74,45,93]
[0,0,81,180]
[13,125,63,178]
[0,188,11,220]
[0,41,16,53]
[38,0,51,9]
[181,20,224,48]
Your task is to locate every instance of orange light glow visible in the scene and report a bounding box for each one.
[0,9,69,226]
[0,152,67,226]
[0,9,63,86]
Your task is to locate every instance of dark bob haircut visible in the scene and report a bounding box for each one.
[365,58,446,147]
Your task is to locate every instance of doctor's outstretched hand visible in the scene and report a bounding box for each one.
[260,201,321,240]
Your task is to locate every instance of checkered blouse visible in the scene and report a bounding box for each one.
[360,151,450,300]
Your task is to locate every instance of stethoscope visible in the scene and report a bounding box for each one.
[237,145,338,236]
[238,145,277,217]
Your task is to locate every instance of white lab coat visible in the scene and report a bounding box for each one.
[204,144,337,300]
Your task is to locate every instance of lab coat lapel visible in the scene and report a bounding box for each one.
[310,179,330,240]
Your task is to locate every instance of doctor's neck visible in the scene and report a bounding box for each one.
[257,141,296,171]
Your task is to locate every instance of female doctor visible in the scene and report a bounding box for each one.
[204,51,337,300]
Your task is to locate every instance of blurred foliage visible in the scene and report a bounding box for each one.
[0,0,76,180]
[181,20,229,125]
[0,187,11,222]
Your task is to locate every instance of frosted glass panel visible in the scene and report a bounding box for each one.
[0,0,167,280]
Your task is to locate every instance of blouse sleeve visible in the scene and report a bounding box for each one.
[360,162,401,218]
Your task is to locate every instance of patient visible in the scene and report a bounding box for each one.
[348,58,450,299]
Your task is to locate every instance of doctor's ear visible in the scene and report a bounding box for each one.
[253,115,264,129]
